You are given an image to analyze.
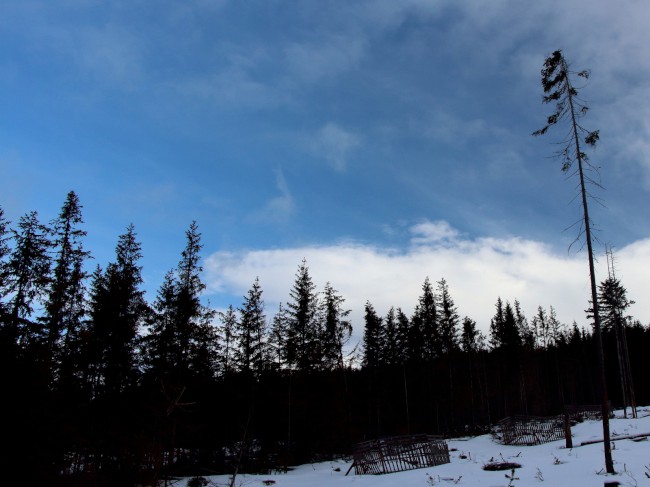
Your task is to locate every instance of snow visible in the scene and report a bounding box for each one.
[188,407,650,487]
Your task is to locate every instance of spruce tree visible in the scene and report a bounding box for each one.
[598,274,636,417]
[42,191,90,381]
[86,225,148,395]
[380,307,399,366]
[489,297,505,350]
[0,211,54,487]
[460,317,483,354]
[175,222,217,379]
[414,277,439,360]
[144,222,217,382]
[235,277,266,375]
[490,298,521,351]
[514,300,533,350]
[395,307,412,432]
[460,316,484,427]
[436,278,459,355]
[532,306,550,349]
[320,282,352,370]
[395,308,410,364]
[1,211,51,350]
[362,301,382,369]
[0,207,11,321]
[502,301,521,351]
[143,270,178,380]
[547,306,564,346]
[598,276,633,332]
[219,304,238,375]
[285,259,320,371]
[533,49,613,473]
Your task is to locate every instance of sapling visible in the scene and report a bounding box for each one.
[505,468,520,487]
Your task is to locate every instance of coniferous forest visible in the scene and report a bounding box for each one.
[1,192,649,486]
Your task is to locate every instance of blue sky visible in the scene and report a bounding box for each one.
[2,0,650,336]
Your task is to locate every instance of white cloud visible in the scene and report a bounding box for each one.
[204,220,650,346]
[410,220,460,246]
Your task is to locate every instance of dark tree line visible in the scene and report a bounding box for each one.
[1,193,648,486]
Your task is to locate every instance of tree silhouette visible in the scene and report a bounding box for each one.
[533,49,613,473]
[42,191,90,383]
[320,282,352,370]
[285,259,320,371]
[1,211,51,351]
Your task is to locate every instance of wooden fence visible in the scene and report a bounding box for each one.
[351,434,450,475]
[494,415,565,446]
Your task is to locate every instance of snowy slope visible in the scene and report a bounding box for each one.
[195,407,650,487]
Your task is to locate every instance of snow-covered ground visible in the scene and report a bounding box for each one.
[191,407,650,487]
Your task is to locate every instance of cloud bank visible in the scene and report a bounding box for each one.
[205,221,650,343]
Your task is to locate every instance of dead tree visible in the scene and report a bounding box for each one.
[533,49,614,474]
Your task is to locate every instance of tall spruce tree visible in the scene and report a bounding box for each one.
[219,304,238,375]
[598,276,633,332]
[86,225,148,395]
[42,191,90,381]
[362,301,382,369]
[533,49,613,473]
[320,282,352,370]
[174,222,217,379]
[460,317,483,353]
[1,211,51,350]
[380,307,399,366]
[0,211,53,487]
[489,297,505,350]
[514,299,533,350]
[460,316,485,426]
[285,259,320,371]
[436,278,459,354]
[414,277,439,360]
[532,306,550,349]
[599,274,636,417]
[235,277,266,375]
[144,222,217,382]
[490,298,521,351]
[395,308,410,364]
[267,303,288,369]
[144,270,178,380]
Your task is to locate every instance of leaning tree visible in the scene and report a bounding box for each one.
[533,49,614,473]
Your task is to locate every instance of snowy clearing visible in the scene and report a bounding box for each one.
[188,407,650,487]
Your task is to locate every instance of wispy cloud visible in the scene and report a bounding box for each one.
[172,66,291,109]
[309,122,361,171]
[73,24,147,88]
[284,34,367,83]
[251,169,295,223]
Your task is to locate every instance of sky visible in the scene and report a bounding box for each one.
[2,0,650,341]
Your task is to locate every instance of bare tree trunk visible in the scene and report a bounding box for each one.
[566,74,614,473]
